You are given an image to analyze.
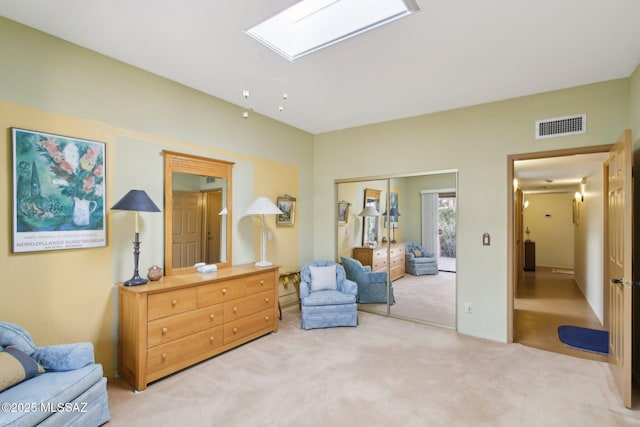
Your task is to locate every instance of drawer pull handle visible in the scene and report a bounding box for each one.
[209,336,215,343]
[264,316,269,322]
[161,353,167,360]
[162,327,168,335]
[264,298,269,303]
[222,288,227,295]
[260,280,265,285]
[233,307,238,313]
[171,299,177,306]
[232,327,238,334]
[209,313,215,320]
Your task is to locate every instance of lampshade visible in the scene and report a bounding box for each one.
[245,196,283,215]
[111,190,161,212]
[357,206,381,217]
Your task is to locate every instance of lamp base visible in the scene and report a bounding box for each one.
[124,274,148,286]
[255,261,273,268]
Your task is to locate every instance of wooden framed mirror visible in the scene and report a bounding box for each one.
[163,150,234,275]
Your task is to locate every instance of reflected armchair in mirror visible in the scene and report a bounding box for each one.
[341,256,395,304]
[405,242,438,275]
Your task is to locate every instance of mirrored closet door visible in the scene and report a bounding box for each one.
[336,171,458,328]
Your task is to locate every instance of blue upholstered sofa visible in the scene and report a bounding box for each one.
[299,261,358,329]
[405,242,438,275]
[0,322,110,427]
[341,256,395,304]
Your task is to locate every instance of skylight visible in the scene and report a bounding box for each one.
[246,0,420,62]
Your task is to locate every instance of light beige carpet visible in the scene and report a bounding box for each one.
[363,272,456,327]
[107,310,639,426]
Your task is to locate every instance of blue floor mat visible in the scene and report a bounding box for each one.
[557,325,608,355]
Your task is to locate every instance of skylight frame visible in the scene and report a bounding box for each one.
[246,0,421,62]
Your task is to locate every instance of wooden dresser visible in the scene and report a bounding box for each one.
[118,264,279,391]
[352,243,405,281]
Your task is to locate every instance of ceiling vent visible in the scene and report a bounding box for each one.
[535,114,586,139]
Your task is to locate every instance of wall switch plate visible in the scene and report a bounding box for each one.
[464,302,472,313]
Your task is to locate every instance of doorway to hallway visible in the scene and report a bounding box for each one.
[514,268,606,362]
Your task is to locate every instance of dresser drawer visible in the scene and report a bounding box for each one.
[245,272,275,295]
[197,279,246,307]
[372,258,388,271]
[147,304,223,347]
[224,308,275,345]
[224,290,274,321]
[390,246,404,257]
[390,255,403,268]
[147,326,223,375]
[148,288,197,320]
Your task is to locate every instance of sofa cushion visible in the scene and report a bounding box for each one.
[302,289,356,306]
[413,256,437,264]
[309,265,337,291]
[33,343,95,372]
[0,346,44,392]
[0,322,36,355]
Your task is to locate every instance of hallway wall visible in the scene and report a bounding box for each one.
[523,192,575,270]
[574,166,605,325]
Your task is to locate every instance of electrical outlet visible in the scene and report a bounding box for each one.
[464,302,472,313]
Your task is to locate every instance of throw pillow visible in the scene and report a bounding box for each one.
[0,322,36,355]
[33,342,95,372]
[0,346,44,392]
[309,265,337,291]
[412,248,422,257]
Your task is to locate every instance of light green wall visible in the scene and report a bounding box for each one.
[314,80,629,342]
[631,64,640,147]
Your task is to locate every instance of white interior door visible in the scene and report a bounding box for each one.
[606,129,633,408]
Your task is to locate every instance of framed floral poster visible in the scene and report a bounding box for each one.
[12,128,106,253]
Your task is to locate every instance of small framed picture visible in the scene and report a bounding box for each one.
[277,195,296,226]
[338,201,350,225]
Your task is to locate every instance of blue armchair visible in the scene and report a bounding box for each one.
[341,256,395,304]
[299,261,358,330]
[405,242,438,275]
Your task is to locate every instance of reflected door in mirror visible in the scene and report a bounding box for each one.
[172,191,202,268]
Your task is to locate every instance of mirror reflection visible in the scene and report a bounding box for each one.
[336,173,458,328]
[171,172,227,268]
[164,150,233,276]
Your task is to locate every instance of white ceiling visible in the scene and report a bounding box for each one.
[1,1,638,190]
[514,153,609,193]
[1,0,640,136]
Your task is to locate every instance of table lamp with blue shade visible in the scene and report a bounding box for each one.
[382,207,401,243]
[112,190,161,286]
